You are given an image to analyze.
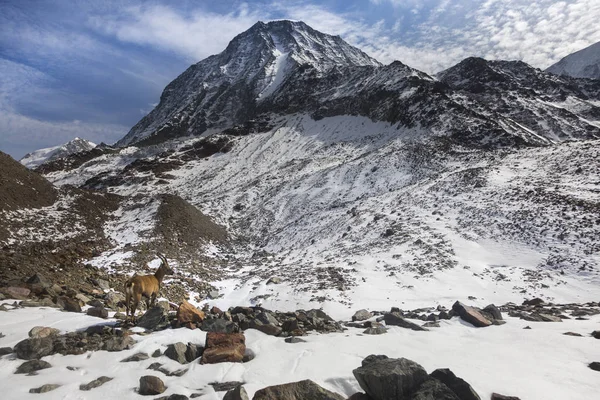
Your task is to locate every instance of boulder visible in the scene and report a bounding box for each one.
[29,384,60,393]
[429,369,480,400]
[243,348,256,363]
[104,291,125,310]
[589,362,600,372]
[103,335,135,352]
[121,352,149,362]
[177,300,205,326]
[80,376,113,391]
[137,306,170,331]
[252,379,345,400]
[383,312,428,331]
[165,342,188,364]
[353,355,428,400]
[201,332,245,364]
[139,375,166,395]
[410,379,460,400]
[353,309,374,322]
[29,326,60,339]
[15,359,52,374]
[56,296,82,312]
[201,318,239,333]
[223,385,249,400]
[14,337,54,360]
[186,342,203,362]
[522,298,544,306]
[3,286,31,299]
[87,307,108,319]
[452,302,492,327]
[482,304,502,321]
[592,331,600,339]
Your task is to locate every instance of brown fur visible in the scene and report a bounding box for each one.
[125,254,174,323]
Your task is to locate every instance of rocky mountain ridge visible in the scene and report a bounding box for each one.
[20,137,96,169]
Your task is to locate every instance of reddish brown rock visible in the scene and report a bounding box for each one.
[452,301,492,327]
[211,306,223,315]
[177,300,205,326]
[201,332,245,364]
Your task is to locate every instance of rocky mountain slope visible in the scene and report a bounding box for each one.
[4,20,600,313]
[547,40,600,80]
[20,137,96,169]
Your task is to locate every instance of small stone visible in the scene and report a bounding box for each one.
[422,321,441,328]
[223,385,250,400]
[152,349,162,357]
[139,375,166,395]
[80,376,113,391]
[29,326,60,339]
[563,332,583,337]
[589,362,600,372]
[29,384,61,393]
[121,352,149,362]
[285,337,307,343]
[87,307,109,319]
[591,331,600,339]
[491,393,521,400]
[211,381,245,392]
[266,277,282,285]
[243,348,255,363]
[363,326,387,335]
[352,309,373,322]
[15,360,52,374]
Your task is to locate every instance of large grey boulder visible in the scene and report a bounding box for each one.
[139,375,166,395]
[14,337,54,360]
[137,306,170,331]
[165,342,188,364]
[353,355,428,400]
[430,369,480,400]
[410,379,460,400]
[15,359,52,374]
[353,309,373,322]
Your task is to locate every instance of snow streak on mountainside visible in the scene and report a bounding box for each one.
[20,137,96,168]
[118,20,380,147]
[547,40,600,80]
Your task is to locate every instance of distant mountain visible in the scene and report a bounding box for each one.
[546,41,600,80]
[20,137,96,168]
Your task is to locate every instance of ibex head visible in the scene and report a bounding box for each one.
[157,253,175,276]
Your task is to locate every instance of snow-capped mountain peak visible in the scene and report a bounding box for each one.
[20,137,96,169]
[546,40,600,79]
[117,20,381,147]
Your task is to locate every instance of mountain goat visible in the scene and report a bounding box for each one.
[125,254,174,323]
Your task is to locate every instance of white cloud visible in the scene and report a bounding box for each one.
[88,4,263,62]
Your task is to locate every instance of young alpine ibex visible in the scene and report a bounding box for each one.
[125,254,174,323]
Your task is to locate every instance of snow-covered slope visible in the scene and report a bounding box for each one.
[20,137,96,169]
[547,40,600,80]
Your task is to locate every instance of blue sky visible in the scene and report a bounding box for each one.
[1,0,599,159]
